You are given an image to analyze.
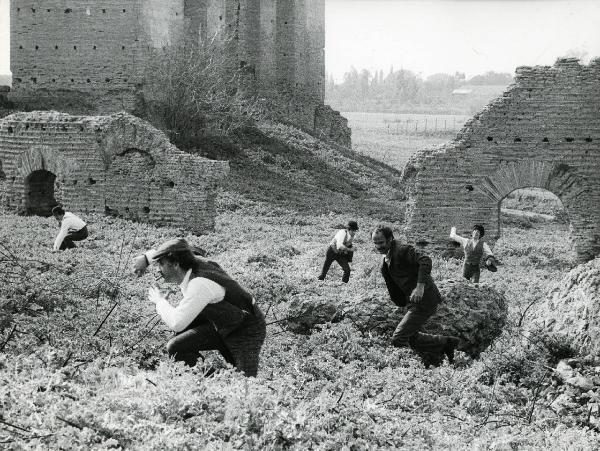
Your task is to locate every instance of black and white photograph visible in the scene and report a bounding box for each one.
[1,0,599,448]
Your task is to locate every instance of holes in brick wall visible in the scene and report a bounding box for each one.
[17,8,20,12]
[514,137,522,142]
[47,9,51,12]
[93,45,97,50]
[102,9,106,13]
[55,45,58,49]
[486,136,493,141]
[585,137,593,142]
[88,178,96,185]
[52,79,56,82]
[35,45,39,50]
[14,78,21,83]
[168,181,175,188]
[143,206,150,214]
[105,78,111,83]
[70,78,74,82]
[219,15,223,20]
[31,77,37,84]
[74,45,77,50]
[31,8,36,13]
[565,137,574,142]
[7,126,13,133]
[542,138,549,142]
[122,46,126,50]
[72,180,78,186]
[65,8,72,14]
[465,184,474,192]
[123,9,126,13]
[19,45,23,49]
[86,79,91,83]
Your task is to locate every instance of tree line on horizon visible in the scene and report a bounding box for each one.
[325,67,514,115]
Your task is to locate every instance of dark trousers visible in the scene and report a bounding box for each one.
[166,306,266,377]
[167,323,236,368]
[462,262,480,283]
[319,246,351,283]
[59,226,89,250]
[391,286,449,365]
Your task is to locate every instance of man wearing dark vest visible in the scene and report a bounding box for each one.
[318,220,359,283]
[372,225,460,366]
[133,239,266,377]
[450,225,496,283]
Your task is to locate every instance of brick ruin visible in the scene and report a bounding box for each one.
[402,58,600,262]
[0,111,229,232]
[8,0,350,146]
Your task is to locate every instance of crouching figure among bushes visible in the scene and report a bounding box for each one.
[133,238,266,377]
[372,225,460,367]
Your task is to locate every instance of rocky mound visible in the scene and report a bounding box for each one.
[530,257,600,356]
[284,279,507,357]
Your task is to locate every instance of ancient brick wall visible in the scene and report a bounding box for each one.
[402,58,600,262]
[9,0,351,147]
[9,0,183,113]
[0,111,229,233]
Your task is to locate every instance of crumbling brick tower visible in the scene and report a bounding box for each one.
[402,58,600,262]
[9,0,350,146]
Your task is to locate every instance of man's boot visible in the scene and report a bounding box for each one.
[443,336,460,363]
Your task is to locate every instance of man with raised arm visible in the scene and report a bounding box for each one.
[450,224,497,283]
[133,238,266,377]
[371,225,460,366]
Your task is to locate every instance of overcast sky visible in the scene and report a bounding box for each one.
[1,0,599,80]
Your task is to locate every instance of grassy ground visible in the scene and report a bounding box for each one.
[344,112,463,170]
[1,194,596,449]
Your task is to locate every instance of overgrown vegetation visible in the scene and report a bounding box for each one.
[141,32,261,150]
[1,192,598,448]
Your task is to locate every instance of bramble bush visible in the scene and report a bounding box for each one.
[0,199,599,449]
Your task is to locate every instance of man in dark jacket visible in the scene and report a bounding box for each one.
[133,239,266,377]
[372,225,460,366]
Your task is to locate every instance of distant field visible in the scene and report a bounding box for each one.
[345,112,470,170]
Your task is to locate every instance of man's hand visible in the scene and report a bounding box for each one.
[409,283,425,303]
[148,286,164,305]
[133,255,149,276]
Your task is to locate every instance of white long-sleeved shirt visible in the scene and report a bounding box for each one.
[53,212,86,251]
[330,229,354,251]
[449,227,493,257]
[155,268,225,333]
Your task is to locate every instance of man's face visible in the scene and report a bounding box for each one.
[53,214,63,223]
[372,231,392,254]
[471,229,481,240]
[157,259,179,283]
[348,229,357,239]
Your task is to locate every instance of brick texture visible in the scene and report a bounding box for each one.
[0,111,229,233]
[402,58,600,262]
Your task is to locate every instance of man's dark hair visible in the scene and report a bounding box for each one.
[347,220,359,231]
[372,224,394,240]
[473,224,485,237]
[51,206,65,216]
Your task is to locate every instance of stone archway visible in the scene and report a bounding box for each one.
[401,59,600,262]
[24,169,57,216]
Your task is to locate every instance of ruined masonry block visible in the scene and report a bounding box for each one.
[0,111,229,233]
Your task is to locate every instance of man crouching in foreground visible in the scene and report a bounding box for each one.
[372,225,460,366]
[133,238,266,377]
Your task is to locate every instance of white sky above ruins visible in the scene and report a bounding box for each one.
[1,0,599,81]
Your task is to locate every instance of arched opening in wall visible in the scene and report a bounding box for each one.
[24,170,57,216]
[497,187,573,266]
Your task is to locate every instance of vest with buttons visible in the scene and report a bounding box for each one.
[464,239,484,265]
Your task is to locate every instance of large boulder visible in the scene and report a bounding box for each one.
[283,279,507,357]
[529,257,600,356]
